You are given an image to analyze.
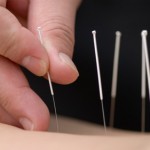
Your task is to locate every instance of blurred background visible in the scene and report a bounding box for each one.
[24,0,150,132]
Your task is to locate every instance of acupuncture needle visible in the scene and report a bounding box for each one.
[109,31,122,127]
[92,30,107,134]
[141,32,146,132]
[141,31,150,101]
[37,27,59,132]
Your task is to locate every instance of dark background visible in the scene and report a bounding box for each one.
[25,0,150,132]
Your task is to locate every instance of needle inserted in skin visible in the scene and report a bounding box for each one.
[109,31,122,127]
[141,31,150,101]
[92,30,107,134]
[37,27,59,132]
[141,32,146,132]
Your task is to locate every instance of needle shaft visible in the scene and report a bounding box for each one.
[37,27,59,132]
[92,30,107,134]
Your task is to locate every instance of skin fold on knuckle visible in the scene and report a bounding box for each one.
[40,16,75,56]
[0,31,19,61]
[0,8,21,61]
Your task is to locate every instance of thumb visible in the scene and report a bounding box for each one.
[28,0,81,84]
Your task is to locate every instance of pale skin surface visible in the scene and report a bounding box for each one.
[0,0,80,130]
[1,116,150,150]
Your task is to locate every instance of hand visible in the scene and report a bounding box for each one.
[0,0,81,130]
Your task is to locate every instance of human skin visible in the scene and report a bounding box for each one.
[0,117,150,150]
[0,0,81,130]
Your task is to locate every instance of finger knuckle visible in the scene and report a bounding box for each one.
[40,16,75,54]
[0,8,19,60]
[0,31,18,60]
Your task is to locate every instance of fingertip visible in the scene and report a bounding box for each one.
[19,92,50,131]
[59,53,78,74]
[49,52,79,85]
[58,52,79,84]
[22,56,49,76]
[18,27,49,76]
[33,105,50,131]
[19,106,50,131]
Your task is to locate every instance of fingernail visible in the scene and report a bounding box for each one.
[59,53,79,74]
[22,56,48,76]
[19,118,34,130]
